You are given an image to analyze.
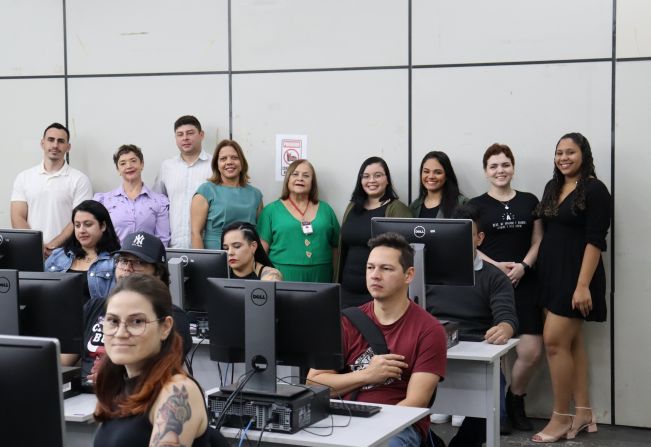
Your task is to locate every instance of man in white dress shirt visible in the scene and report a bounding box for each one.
[153,115,212,248]
[10,122,93,257]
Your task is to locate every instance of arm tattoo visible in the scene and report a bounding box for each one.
[261,268,283,281]
[151,384,192,447]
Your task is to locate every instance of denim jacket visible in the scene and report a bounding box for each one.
[45,248,116,300]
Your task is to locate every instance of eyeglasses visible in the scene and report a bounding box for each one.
[361,172,386,181]
[116,257,150,272]
[102,315,165,336]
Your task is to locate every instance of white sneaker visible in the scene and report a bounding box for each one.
[429,413,451,424]
[451,415,465,427]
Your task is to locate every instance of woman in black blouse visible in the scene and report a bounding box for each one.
[335,156,411,308]
[409,151,467,218]
[531,133,611,443]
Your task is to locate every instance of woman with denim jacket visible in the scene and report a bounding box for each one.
[46,199,121,301]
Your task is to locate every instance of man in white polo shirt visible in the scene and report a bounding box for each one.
[153,115,212,248]
[10,122,93,257]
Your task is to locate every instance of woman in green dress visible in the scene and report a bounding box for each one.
[190,139,262,249]
[257,159,340,282]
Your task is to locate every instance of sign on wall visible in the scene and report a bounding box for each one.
[275,134,308,181]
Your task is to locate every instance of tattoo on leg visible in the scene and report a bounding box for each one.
[151,384,192,447]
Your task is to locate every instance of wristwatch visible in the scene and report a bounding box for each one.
[520,261,531,273]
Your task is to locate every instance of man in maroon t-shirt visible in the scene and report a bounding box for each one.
[309,232,447,446]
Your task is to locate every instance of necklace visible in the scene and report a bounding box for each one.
[501,200,510,210]
[287,197,309,219]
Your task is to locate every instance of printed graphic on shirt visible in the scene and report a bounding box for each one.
[494,208,526,230]
[87,314,106,359]
[349,346,396,390]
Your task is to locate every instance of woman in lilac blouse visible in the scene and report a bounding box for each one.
[94,145,171,246]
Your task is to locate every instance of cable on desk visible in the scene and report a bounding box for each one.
[255,417,274,447]
[238,418,254,447]
[188,333,207,374]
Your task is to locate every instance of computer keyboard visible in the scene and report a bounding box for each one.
[328,401,382,417]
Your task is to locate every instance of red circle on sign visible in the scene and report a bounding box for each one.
[284,148,300,164]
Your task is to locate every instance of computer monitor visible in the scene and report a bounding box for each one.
[18,271,85,354]
[206,278,343,395]
[0,335,66,446]
[0,228,44,272]
[166,248,229,312]
[371,217,475,286]
[0,269,20,335]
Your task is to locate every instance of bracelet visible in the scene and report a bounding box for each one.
[520,261,530,272]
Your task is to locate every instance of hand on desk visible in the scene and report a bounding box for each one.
[484,323,514,345]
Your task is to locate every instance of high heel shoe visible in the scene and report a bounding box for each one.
[531,411,573,443]
[566,406,598,440]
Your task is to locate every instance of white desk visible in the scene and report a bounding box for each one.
[215,398,429,447]
[64,393,97,447]
[431,339,519,447]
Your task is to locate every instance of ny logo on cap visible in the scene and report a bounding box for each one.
[133,234,145,247]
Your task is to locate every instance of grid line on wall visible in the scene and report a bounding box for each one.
[4,1,622,425]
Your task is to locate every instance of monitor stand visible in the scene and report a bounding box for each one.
[408,243,427,310]
[0,269,19,334]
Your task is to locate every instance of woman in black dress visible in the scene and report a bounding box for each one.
[470,144,544,431]
[335,156,411,308]
[531,133,611,443]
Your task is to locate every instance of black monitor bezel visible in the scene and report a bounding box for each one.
[18,271,85,354]
[371,217,475,286]
[206,278,343,371]
[0,228,44,272]
[166,248,229,312]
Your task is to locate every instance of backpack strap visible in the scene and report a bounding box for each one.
[342,307,389,355]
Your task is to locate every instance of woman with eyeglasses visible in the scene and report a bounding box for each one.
[93,274,219,447]
[62,231,192,386]
[335,156,412,308]
[222,221,282,281]
[257,159,339,282]
[46,199,121,301]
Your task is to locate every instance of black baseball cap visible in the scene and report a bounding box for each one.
[114,231,166,264]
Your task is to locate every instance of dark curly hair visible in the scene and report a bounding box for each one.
[535,132,597,217]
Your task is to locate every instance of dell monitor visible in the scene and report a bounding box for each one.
[0,335,66,447]
[206,278,343,394]
[0,269,19,335]
[0,229,44,272]
[371,217,474,286]
[166,248,229,312]
[18,271,85,354]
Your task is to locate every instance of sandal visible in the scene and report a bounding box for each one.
[566,406,598,440]
[531,411,573,443]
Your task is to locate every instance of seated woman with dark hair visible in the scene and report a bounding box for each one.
[93,274,211,446]
[46,199,121,300]
[222,221,282,281]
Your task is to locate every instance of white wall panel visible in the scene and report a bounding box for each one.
[1,79,66,228]
[617,0,651,58]
[67,75,229,193]
[413,62,612,420]
[0,1,64,76]
[413,0,612,65]
[66,0,229,74]
[232,0,408,70]
[614,61,651,428]
[232,70,408,219]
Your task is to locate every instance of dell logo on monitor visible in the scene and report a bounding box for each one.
[250,288,268,306]
[414,226,426,238]
[0,277,9,293]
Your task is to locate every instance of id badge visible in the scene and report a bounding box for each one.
[302,222,313,235]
